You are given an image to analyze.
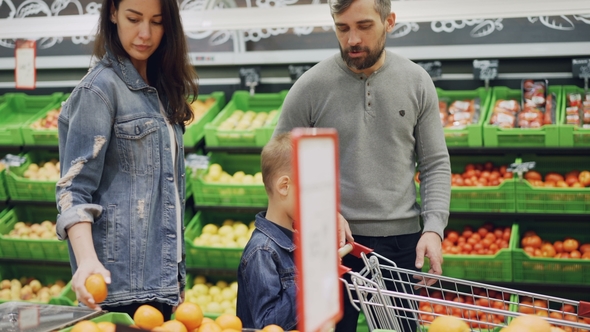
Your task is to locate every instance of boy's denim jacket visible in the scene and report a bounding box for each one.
[56,49,186,306]
[237,212,298,330]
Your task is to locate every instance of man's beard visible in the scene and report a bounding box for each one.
[339,31,386,71]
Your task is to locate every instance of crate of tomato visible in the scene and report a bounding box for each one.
[559,85,590,147]
[515,155,590,214]
[416,155,517,212]
[422,219,516,282]
[512,221,590,285]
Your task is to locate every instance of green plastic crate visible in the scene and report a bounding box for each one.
[59,312,135,332]
[192,152,267,207]
[417,155,517,212]
[0,263,71,304]
[184,92,226,148]
[559,85,590,147]
[438,87,492,147]
[512,222,590,285]
[49,280,76,306]
[0,206,68,261]
[204,90,288,147]
[5,150,59,202]
[422,219,516,282]
[21,95,68,147]
[185,210,254,269]
[483,86,561,147]
[0,93,63,146]
[0,169,7,202]
[515,155,590,214]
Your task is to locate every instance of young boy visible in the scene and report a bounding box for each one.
[236,132,298,330]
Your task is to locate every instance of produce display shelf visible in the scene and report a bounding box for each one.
[482,86,562,147]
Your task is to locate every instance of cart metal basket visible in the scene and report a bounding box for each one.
[338,243,590,332]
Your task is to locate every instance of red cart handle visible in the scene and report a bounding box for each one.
[580,301,590,318]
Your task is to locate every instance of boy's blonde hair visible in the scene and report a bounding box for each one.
[261,132,292,196]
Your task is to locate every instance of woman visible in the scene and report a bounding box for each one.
[56,0,198,320]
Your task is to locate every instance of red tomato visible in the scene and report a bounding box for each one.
[484,162,494,171]
[565,174,579,186]
[524,171,542,181]
[579,243,590,253]
[553,241,564,253]
[446,231,459,243]
[563,239,579,252]
[462,227,473,238]
[545,172,564,183]
[541,243,556,258]
[499,165,508,175]
[464,164,475,172]
[579,170,590,186]
[478,227,488,237]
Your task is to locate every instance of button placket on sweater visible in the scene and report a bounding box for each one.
[363,75,375,117]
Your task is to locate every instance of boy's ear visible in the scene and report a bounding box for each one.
[275,175,290,196]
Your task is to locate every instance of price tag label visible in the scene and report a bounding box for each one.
[185,154,210,175]
[507,161,536,174]
[15,40,36,90]
[473,59,499,80]
[3,154,27,167]
[239,67,261,88]
[417,61,442,80]
[572,58,590,79]
[288,65,312,81]
[19,305,40,329]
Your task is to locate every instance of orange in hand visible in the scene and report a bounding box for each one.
[133,304,164,330]
[175,302,204,331]
[85,274,108,303]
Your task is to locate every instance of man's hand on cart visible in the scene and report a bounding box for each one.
[414,231,443,288]
[337,213,354,248]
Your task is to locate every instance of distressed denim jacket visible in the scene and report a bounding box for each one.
[237,212,298,330]
[56,50,186,307]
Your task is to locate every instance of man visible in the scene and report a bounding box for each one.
[273,0,451,330]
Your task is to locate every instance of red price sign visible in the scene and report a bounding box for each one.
[15,39,37,90]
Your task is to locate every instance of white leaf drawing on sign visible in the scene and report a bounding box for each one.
[0,0,17,19]
[389,22,419,39]
[432,19,502,37]
[573,14,590,25]
[182,0,235,44]
[529,15,576,30]
[85,1,100,14]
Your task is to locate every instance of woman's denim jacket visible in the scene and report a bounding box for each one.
[56,50,186,307]
[237,212,298,330]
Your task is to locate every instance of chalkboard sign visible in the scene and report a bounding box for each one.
[473,59,499,80]
[417,61,442,80]
[572,58,590,79]
[288,65,312,81]
[239,66,261,94]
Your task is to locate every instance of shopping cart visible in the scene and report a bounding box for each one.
[338,242,590,332]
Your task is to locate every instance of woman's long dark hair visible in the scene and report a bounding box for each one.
[93,0,198,125]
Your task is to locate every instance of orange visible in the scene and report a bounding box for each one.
[160,320,189,332]
[133,304,164,330]
[215,314,242,331]
[428,315,470,332]
[85,274,108,303]
[71,320,101,332]
[96,321,116,332]
[175,302,204,331]
[221,329,241,332]
[201,318,215,325]
[262,324,285,332]
[198,322,223,332]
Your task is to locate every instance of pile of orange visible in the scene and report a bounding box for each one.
[70,302,297,332]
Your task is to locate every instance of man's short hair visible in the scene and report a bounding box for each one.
[328,0,391,22]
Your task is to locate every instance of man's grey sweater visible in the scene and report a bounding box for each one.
[274,51,451,240]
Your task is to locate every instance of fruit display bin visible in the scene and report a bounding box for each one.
[512,222,590,285]
[0,93,64,146]
[21,94,68,147]
[559,85,590,147]
[59,312,135,332]
[422,219,516,282]
[417,155,517,213]
[0,206,68,261]
[184,91,226,148]
[438,87,492,147]
[191,152,267,207]
[482,86,562,147]
[204,90,289,147]
[0,263,72,304]
[184,274,238,319]
[5,150,59,202]
[515,155,590,214]
[184,210,254,269]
